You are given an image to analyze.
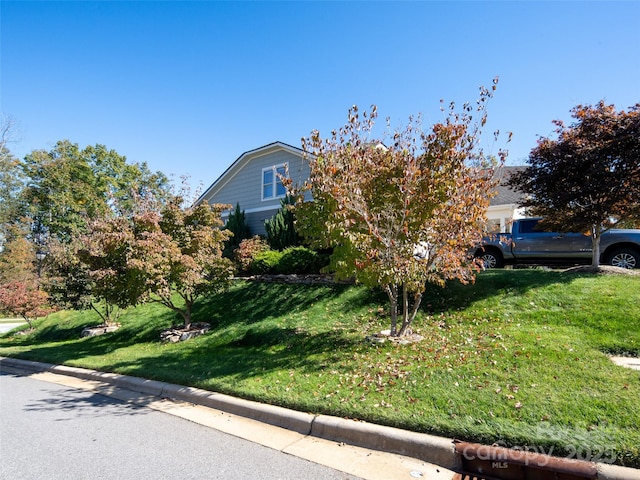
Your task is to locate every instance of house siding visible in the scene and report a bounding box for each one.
[202,145,310,236]
[200,142,526,237]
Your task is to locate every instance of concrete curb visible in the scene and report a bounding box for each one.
[2,356,639,479]
[311,414,460,470]
[598,464,640,480]
[160,384,316,435]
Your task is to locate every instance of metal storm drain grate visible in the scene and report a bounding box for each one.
[453,441,598,480]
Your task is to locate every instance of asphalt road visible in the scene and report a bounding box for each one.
[0,322,25,334]
[0,371,360,480]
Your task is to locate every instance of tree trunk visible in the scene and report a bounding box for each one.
[173,299,192,330]
[90,302,108,326]
[182,307,192,330]
[398,285,422,337]
[591,225,601,269]
[386,284,424,337]
[385,285,399,336]
[22,314,33,330]
[396,285,409,336]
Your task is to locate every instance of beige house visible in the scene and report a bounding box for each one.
[486,166,527,233]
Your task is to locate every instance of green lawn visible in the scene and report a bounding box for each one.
[1,270,639,467]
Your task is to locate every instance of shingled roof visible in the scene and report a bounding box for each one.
[491,166,527,206]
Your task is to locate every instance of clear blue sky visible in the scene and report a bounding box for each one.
[2,1,639,189]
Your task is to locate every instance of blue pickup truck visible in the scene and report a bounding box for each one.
[475,218,640,269]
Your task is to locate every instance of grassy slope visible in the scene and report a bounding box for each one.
[1,270,639,467]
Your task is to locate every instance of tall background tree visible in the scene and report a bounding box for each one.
[508,101,640,268]
[0,118,54,327]
[19,140,171,244]
[0,116,24,248]
[296,80,507,337]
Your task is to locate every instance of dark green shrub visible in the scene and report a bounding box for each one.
[249,250,283,275]
[223,203,251,258]
[265,195,300,250]
[277,247,327,274]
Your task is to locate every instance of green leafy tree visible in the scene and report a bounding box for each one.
[0,116,24,247]
[19,140,171,243]
[508,101,640,268]
[265,195,300,250]
[223,203,251,258]
[297,81,506,337]
[46,238,122,326]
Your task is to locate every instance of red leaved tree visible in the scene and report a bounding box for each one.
[81,194,234,330]
[0,282,53,329]
[508,101,640,268]
[0,235,55,329]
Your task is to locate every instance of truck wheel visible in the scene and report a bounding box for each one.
[607,248,639,269]
[475,248,504,269]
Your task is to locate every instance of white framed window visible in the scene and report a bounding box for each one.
[262,164,287,200]
[486,219,502,234]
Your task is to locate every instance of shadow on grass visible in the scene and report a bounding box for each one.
[192,280,381,329]
[421,269,580,314]
[1,272,573,369]
[28,317,99,343]
[1,281,366,386]
[2,308,178,364]
[1,271,603,390]
[15,325,362,402]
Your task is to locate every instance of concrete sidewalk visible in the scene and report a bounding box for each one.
[611,356,640,371]
[1,356,638,480]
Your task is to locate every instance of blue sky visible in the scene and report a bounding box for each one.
[2,1,639,189]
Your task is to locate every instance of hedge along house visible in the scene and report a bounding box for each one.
[197,141,525,236]
[196,142,312,236]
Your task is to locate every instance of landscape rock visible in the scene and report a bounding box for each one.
[81,325,120,338]
[242,274,353,285]
[160,322,211,343]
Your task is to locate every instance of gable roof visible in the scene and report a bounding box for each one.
[196,141,306,205]
[491,166,526,206]
[197,141,527,208]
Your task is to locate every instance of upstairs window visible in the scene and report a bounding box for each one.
[262,164,287,200]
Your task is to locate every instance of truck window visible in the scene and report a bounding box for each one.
[518,219,543,234]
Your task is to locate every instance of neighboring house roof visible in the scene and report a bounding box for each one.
[491,166,526,206]
[196,141,306,205]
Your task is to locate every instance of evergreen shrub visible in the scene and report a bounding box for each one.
[277,247,328,274]
[249,250,283,274]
